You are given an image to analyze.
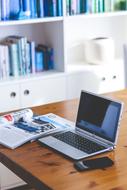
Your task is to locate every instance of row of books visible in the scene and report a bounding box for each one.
[67,0,127,15]
[0,36,54,79]
[0,0,63,21]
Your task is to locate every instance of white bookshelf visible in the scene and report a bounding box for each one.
[0,3,126,113]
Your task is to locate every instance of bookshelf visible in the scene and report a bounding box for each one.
[0,1,126,113]
[0,1,127,188]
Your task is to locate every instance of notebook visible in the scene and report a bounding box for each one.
[39,90,123,160]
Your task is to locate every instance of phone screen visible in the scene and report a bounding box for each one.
[83,157,113,168]
[74,157,114,171]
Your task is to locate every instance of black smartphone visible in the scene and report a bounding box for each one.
[74,157,114,171]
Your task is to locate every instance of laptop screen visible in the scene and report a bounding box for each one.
[76,91,122,143]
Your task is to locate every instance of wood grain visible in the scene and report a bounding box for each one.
[1,89,127,190]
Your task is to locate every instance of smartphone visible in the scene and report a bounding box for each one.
[74,156,114,171]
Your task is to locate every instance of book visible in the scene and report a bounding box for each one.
[57,0,63,16]
[37,44,49,70]
[29,41,36,73]
[25,42,31,74]
[22,0,31,18]
[0,45,10,79]
[80,0,88,14]
[1,0,10,20]
[30,0,37,18]
[9,0,21,20]
[35,49,44,72]
[37,0,44,17]
[0,109,74,149]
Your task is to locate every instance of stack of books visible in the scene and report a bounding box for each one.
[0,0,63,21]
[0,35,54,79]
[67,0,127,15]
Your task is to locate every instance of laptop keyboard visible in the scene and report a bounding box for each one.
[54,131,105,154]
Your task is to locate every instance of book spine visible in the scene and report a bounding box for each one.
[99,0,104,13]
[52,0,57,16]
[110,0,115,11]
[37,0,44,17]
[9,0,20,20]
[44,0,49,16]
[104,0,111,12]
[9,43,19,77]
[71,0,77,15]
[1,45,10,78]
[35,50,44,72]
[22,0,31,18]
[30,0,37,18]
[20,37,27,75]
[66,0,70,15]
[76,0,80,14]
[48,0,57,16]
[1,0,10,20]
[26,42,31,74]
[57,0,63,16]
[80,0,88,13]
[48,47,54,70]
[4,45,10,78]
[30,41,36,74]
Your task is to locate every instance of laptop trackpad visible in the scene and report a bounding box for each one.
[39,136,88,160]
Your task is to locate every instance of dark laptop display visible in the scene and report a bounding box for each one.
[76,92,122,142]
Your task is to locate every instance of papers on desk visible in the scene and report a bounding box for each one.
[0,109,74,149]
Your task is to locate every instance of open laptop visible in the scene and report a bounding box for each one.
[39,90,123,160]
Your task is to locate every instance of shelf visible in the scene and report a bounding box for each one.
[65,11,127,20]
[0,17,64,26]
[67,59,124,73]
[0,70,65,85]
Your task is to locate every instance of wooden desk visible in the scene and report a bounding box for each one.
[0,89,127,190]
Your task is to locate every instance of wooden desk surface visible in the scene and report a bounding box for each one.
[1,90,127,190]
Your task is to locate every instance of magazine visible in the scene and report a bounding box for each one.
[0,109,74,149]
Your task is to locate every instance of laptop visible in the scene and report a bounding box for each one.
[39,90,123,160]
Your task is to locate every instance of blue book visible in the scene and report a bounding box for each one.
[22,0,31,18]
[80,0,88,13]
[26,42,31,74]
[57,0,62,16]
[46,0,57,17]
[98,0,104,13]
[44,0,49,16]
[37,0,44,18]
[38,44,50,70]
[47,47,54,70]
[29,41,36,73]
[30,0,37,18]
[35,50,44,72]
[9,0,20,20]
[76,0,80,14]
[52,0,57,16]
[1,0,10,20]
